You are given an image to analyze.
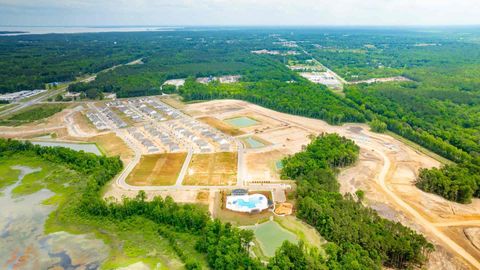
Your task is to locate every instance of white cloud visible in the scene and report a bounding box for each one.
[0,0,479,26]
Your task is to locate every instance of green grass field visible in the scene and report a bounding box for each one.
[0,103,67,126]
[126,153,186,186]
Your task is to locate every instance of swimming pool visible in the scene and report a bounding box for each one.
[224,116,259,128]
[236,196,265,208]
[226,194,269,213]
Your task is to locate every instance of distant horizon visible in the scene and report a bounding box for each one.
[2,24,480,28]
[1,0,479,27]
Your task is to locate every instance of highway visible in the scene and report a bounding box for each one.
[0,58,142,118]
[0,75,94,118]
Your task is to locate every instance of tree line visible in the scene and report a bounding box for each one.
[179,79,365,125]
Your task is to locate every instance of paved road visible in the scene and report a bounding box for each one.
[0,58,142,118]
[0,75,96,118]
[175,148,194,186]
[236,140,246,187]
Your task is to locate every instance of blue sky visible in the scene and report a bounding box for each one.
[1,0,479,26]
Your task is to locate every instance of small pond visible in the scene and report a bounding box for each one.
[242,136,265,149]
[243,220,298,257]
[224,117,259,128]
[31,141,102,155]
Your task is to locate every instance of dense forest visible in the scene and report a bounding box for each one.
[1,30,294,96]
[179,79,365,124]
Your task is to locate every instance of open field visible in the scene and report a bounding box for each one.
[183,152,237,186]
[185,99,480,269]
[197,116,244,136]
[126,153,186,186]
[72,111,98,135]
[245,150,286,183]
[159,96,186,110]
[86,133,134,162]
[0,103,68,126]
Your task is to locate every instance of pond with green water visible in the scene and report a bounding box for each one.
[31,141,102,155]
[243,220,298,257]
[224,117,259,128]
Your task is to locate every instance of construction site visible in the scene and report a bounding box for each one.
[0,97,479,269]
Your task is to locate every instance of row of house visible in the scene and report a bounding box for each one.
[85,112,108,131]
[101,107,127,128]
[128,128,159,153]
[107,101,143,123]
[148,100,182,119]
[144,125,180,152]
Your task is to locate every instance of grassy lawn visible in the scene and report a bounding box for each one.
[198,116,244,136]
[0,103,67,126]
[126,153,186,186]
[0,103,15,112]
[183,152,237,186]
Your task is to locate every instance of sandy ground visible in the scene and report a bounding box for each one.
[185,99,480,269]
[0,107,71,138]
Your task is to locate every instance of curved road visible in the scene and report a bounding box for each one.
[373,147,480,269]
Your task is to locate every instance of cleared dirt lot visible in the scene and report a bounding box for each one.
[185,99,480,269]
[245,150,285,182]
[183,152,237,186]
[126,153,186,186]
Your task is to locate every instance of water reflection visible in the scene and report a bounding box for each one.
[0,166,109,270]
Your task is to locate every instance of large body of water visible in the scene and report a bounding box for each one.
[0,166,109,269]
[0,26,178,36]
